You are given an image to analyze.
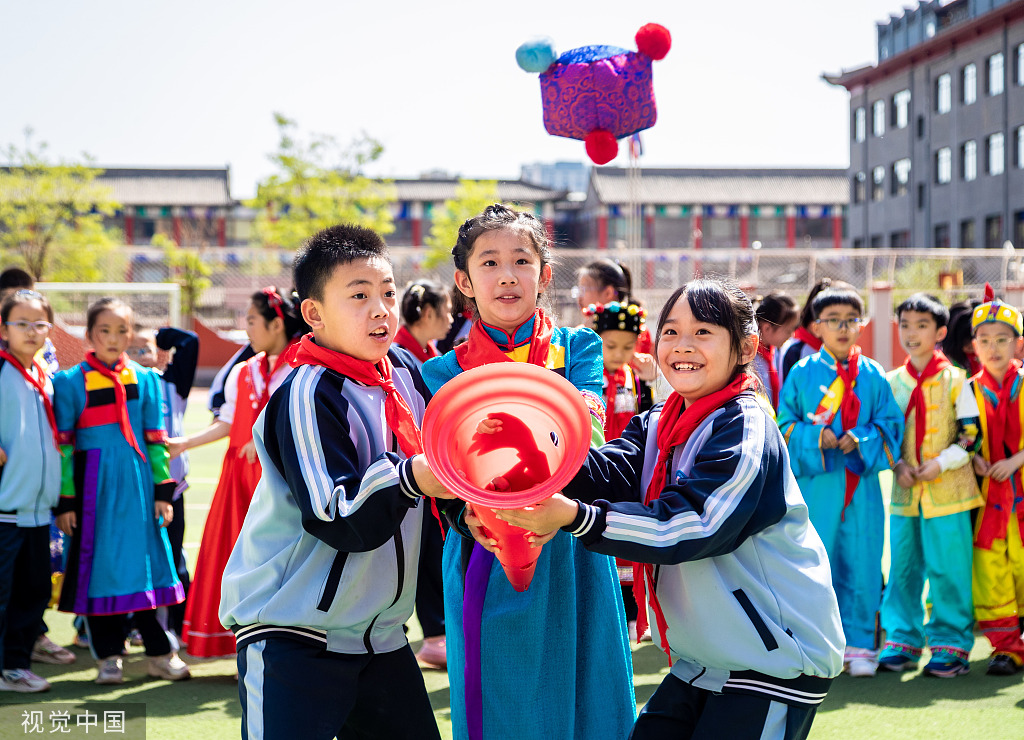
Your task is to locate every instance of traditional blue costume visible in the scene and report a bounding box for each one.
[422,312,635,740]
[777,347,902,653]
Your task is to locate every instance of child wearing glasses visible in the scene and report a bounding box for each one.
[955,290,1024,676]
[0,290,60,693]
[777,287,903,678]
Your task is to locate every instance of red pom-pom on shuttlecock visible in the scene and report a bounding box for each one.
[635,23,671,60]
[585,129,618,165]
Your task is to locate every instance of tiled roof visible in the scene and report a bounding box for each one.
[97,168,234,207]
[392,179,565,203]
[590,167,849,206]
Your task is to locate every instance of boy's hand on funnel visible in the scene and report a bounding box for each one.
[411,455,457,499]
[495,493,578,540]
[464,503,500,553]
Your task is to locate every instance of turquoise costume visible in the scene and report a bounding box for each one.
[777,348,902,651]
[53,358,182,615]
[422,316,635,740]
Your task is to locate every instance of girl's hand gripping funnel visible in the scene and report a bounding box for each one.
[422,363,593,591]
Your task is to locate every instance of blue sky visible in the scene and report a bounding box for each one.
[1,0,904,199]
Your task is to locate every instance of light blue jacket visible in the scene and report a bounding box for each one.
[0,357,61,526]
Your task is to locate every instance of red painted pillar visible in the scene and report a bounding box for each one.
[543,202,555,245]
[172,209,182,246]
[785,206,796,249]
[217,213,227,247]
[739,206,750,249]
[124,213,134,245]
[692,207,703,250]
[598,205,608,250]
[832,208,842,249]
[411,202,423,247]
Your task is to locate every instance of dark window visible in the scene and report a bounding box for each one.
[960,219,975,249]
[1015,211,1024,250]
[890,231,910,248]
[853,238,864,249]
[853,172,867,203]
[870,234,884,248]
[985,215,1004,249]
[917,183,926,210]
[934,223,950,248]
[917,115,925,139]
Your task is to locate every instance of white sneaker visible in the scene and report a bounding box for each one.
[627,620,638,643]
[95,657,124,685]
[147,652,191,681]
[0,669,51,693]
[847,657,878,677]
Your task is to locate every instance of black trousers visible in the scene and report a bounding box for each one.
[164,495,189,634]
[415,512,445,638]
[630,673,820,740]
[238,638,441,740]
[0,524,51,670]
[86,609,170,660]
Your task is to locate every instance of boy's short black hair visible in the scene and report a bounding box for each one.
[0,267,34,292]
[293,224,390,302]
[812,288,864,319]
[895,293,949,328]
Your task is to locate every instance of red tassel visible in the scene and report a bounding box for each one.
[635,23,672,60]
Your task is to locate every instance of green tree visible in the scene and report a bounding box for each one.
[154,233,212,323]
[246,114,396,249]
[424,179,501,268]
[0,134,121,281]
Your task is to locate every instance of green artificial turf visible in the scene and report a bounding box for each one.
[2,389,1021,738]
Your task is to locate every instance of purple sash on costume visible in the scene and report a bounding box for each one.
[463,543,494,740]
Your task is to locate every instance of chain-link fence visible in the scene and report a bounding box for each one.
[38,245,1024,333]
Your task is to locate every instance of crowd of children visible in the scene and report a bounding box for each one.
[3,211,1024,740]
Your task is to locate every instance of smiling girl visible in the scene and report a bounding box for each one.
[498,278,844,740]
[421,204,635,740]
[54,298,188,685]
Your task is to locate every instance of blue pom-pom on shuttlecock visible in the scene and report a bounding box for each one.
[516,38,557,73]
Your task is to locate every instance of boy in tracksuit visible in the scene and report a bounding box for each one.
[957,293,1024,676]
[777,287,903,677]
[879,294,982,677]
[220,224,456,740]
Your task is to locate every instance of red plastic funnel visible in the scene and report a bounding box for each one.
[422,363,593,591]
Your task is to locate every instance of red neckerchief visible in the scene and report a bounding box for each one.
[454,310,553,370]
[393,326,438,365]
[833,346,862,517]
[0,349,58,450]
[975,360,1024,549]
[633,374,760,659]
[904,351,951,462]
[257,338,299,414]
[967,351,982,377]
[756,343,780,407]
[793,326,822,352]
[291,334,443,533]
[84,352,145,460]
[604,366,631,440]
